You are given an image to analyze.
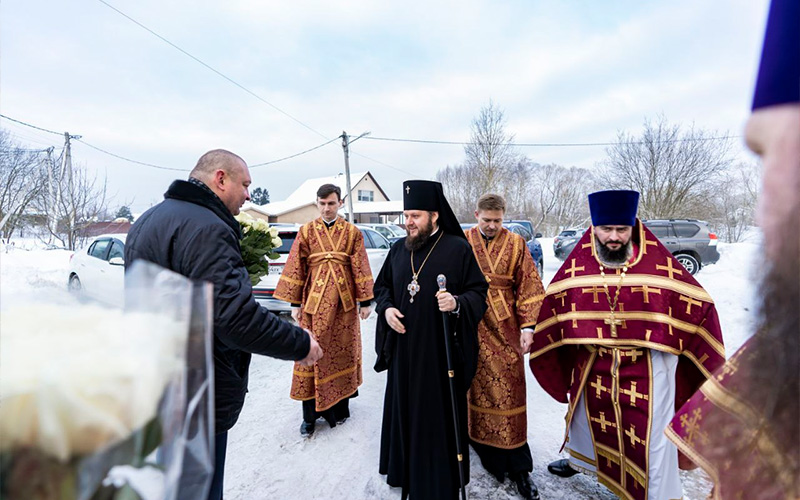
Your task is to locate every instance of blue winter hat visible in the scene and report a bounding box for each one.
[588,190,640,227]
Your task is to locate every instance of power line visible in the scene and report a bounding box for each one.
[250,137,341,168]
[74,139,189,172]
[363,135,742,147]
[351,151,423,178]
[0,113,62,136]
[1,113,345,171]
[96,0,329,141]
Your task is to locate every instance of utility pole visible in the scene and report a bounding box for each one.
[61,132,81,250]
[44,147,55,243]
[340,130,370,223]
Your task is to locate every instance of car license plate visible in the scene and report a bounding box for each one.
[268,265,284,275]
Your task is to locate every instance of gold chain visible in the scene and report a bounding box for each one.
[599,264,628,314]
[410,231,444,279]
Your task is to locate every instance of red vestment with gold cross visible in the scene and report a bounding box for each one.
[274,217,374,411]
[465,226,545,449]
[530,221,724,500]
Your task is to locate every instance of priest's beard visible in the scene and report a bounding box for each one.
[733,210,799,482]
[405,218,435,251]
[595,238,633,267]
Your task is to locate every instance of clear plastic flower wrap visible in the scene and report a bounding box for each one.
[0,260,214,500]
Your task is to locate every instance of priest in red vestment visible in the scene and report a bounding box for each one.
[530,190,725,500]
[665,1,799,497]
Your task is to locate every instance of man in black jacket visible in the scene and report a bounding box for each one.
[125,149,322,500]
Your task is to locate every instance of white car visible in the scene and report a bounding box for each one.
[68,234,127,307]
[253,226,391,313]
[357,223,406,241]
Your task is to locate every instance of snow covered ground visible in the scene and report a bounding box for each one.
[0,235,760,499]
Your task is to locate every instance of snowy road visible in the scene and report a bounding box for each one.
[0,235,759,499]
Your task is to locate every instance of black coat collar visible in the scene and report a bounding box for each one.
[164,179,242,238]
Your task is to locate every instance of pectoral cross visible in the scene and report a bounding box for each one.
[604,314,623,337]
[407,278,420,303]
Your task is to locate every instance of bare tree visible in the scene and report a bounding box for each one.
[35,160,109,250]
[0,131,45,241]
[710,162,760,242]
[598,115,734,219]
[463,100,521,193]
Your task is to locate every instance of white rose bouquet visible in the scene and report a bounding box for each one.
[0,261,213,500]
[235,212,282,286]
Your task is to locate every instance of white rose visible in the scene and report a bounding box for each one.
[234,213,254,224]
[0,304,188,461]
[272,236,282,248]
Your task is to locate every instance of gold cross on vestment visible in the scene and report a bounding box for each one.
[625,424,645,449]
[656,258,684,279]
[621,349,644,363]
[564,258,585,279]
[680,408,709,446]
[554,291,568,307]
[642,235,658,255]
[571,304,579,328]
[632,285,661,304]
[590,375,610,399]
[620,381,648,406]
[604,315,622,337]
[316,279,326,288]
[590,412,616,433]
[680,295,702,315]
[582,286,603,303]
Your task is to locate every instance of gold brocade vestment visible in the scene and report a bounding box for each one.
[466,227,545,449]
[274,218,374,411]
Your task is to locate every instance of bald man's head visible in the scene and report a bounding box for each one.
[190,149,251,215]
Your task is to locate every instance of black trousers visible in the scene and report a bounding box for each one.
[470,440,533,482]
[302,391,358,426]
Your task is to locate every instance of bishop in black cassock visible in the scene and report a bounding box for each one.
[374,180,488,500]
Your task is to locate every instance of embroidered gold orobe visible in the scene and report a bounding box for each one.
[408,231,444,303]
[273,217,374,412]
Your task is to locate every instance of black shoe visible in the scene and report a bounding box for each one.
[509,472,540,500]
[300,421,315,436]
[547,459,579,478]
[336,416,348,425]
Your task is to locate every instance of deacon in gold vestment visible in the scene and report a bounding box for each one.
[465,194,544,500]
[274,183,374,436]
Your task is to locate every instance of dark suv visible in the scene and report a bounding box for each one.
[553,228,587,261]
[642,219,720,275]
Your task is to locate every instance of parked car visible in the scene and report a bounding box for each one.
[642,219,719,275]
[357,223,406,241]
[504,223,544,277]
[553,228,588,261]
[253,226,392,313]
[552,221,719,275]
[357,223,405,246]
[68,234,127,307]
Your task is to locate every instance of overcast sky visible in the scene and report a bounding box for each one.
[1,0,769,212]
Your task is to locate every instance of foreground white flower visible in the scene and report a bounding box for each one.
[0,303,188,462]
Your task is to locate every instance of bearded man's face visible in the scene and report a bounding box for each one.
[404,211,435,251]
[593,225,633,266]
